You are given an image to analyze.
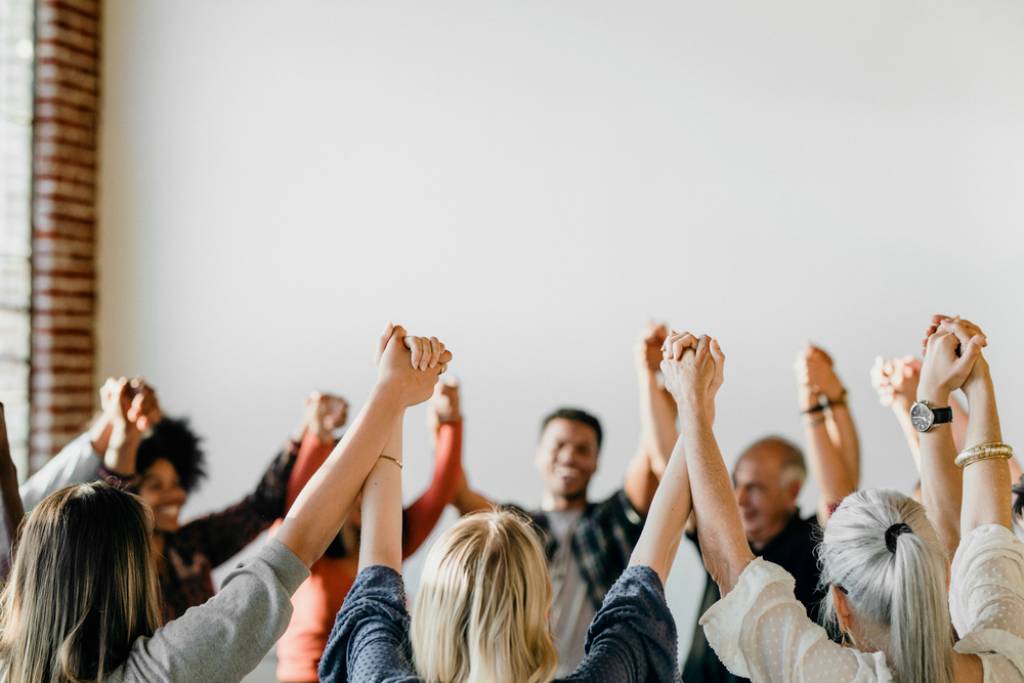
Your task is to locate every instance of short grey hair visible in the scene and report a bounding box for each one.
[737,435,807,487]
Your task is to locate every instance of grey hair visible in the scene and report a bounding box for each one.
[817,489,953,683]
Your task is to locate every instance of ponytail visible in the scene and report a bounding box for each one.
[818,489,954,683]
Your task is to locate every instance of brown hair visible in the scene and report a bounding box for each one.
[0,483,161,682]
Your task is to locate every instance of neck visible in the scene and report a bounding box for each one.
[542,491,587,512]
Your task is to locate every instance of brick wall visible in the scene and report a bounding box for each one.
[30,0,100,469]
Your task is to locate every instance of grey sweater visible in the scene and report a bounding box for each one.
[108,538,308,682]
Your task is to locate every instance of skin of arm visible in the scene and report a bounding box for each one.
[358,414,404,573]
[797,347,858,522]
[402,416,463,555]
[276,326,450,568]
[958,355,1011,532]
[659,332,753,594]
[628,433,691,585]
[916,318,986,557]
[0,403,25,580]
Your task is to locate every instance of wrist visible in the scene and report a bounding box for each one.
[916,383,950,406]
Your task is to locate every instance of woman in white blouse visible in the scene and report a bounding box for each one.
[660,318,1024,683]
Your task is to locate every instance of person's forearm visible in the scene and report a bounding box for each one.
[950,395,969,452]
[826,403,860,487]
[803,416,856,523]
[638,371,677,478]
[359,416,404,572]
[892,399,922,473]
[961,373,1011,532]
[0,406,24,580]
[453,484,493,515]
[104,430,142,475]
[277,384,404,567]
[916,387,963,558]
[679,402,753,595]
[403,420,463,555]
[629,435,691,585]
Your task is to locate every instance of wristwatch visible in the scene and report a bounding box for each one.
[910,400,953,433]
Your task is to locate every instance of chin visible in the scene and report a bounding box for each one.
[156,520,181,534]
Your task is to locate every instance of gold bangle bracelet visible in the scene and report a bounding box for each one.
[955,444,1014,469]
[379,454,403,469]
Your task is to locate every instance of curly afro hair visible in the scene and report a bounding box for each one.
[136,417,207,494]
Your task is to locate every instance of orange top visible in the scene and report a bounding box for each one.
[274,422,463,682]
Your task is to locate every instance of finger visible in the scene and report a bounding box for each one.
[416,338,429,370]
[953,335,986,375]
[428,337,442,368]
[405,336,421,369]
[379,322,397,357]
[695,335,710,363]
[710,338,726,376]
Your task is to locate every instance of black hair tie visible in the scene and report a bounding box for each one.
[885,523,912,553]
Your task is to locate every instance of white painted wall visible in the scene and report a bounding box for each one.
[98,0,1024,671]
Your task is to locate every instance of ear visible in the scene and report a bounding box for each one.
[787,479,803,504]
[831,584,852,633]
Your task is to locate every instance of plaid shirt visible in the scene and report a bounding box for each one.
[137,441,298,622]
[511,488,645,611]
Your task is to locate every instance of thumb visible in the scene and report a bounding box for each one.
[953,334,985,375]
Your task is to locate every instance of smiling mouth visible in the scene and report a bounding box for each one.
[155,504,181,517]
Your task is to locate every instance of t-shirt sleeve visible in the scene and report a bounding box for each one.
[319,565,420,683]
[117,538,309,682]
[950,524,1024,672]
[564,565,678,681]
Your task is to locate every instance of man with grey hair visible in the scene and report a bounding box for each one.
[683,344,860,683]
[682,436,824,683]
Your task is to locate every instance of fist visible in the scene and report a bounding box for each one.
[869,356,920,408]
[304,392,349,440]
[428,379,461,427]
[660,331,725,414]
[919,315,987,400]
[794,345,843,401]
[635,322,669,374]
[100,377,161,432]
[376,323,453,407]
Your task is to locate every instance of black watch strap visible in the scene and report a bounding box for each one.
[932,406,953,424]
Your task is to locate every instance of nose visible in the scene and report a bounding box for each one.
[736,487,749,507]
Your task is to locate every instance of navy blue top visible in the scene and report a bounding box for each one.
[319,564,678,683]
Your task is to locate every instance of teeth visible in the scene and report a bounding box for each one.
[157,505,181,516]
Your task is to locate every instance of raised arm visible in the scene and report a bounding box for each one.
[795,345,858,522]
[402,379,464,555]
[276,325,449,567]
[938,317,1013,534]
[0,403,25,580]
[634,323,678,478]
[359,335,450,573]
[635,331,752,592]
[915,316,982,557]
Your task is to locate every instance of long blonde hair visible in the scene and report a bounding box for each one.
[818,489,954,683]
[411,510,558,683]
[0,483,162,683]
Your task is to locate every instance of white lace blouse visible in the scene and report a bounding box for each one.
[700,524,1024,683]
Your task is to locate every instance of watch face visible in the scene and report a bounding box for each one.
[910,402,934,432]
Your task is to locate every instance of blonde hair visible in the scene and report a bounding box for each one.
[818,489,954,683]
[0,483,161,683]
[411,510,558,683]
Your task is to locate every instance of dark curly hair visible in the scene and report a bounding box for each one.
[135,417,207,493]
[540,407,603,451]
[1013,473,1023,521]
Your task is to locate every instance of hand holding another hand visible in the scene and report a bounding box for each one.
[870,356,921,409]
[635,322,669,375]
[304,392,349,441]
[918,314,987,403]
[794,344,844,408]
[428,379,461,428]
[660,331,725,422]
[376,323,453,407]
